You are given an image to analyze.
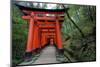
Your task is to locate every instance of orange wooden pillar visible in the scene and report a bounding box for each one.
[54,35,57,45]
[26,18,34,52]
[22,13,35,53]
[32,25,36,49]
[55,19,63,49]
[35,26,40,49]
[38,29,41,49]
[41,32,44,47]
[43,33,47,46]
[23,13,35,60]
[41,32,47,47]
[33,25,40,49]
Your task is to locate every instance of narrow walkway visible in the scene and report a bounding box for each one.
[32,45,60,64]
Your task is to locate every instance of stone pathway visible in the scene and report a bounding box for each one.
[32,45,60,64]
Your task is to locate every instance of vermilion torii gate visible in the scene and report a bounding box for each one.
[17,4,65,58]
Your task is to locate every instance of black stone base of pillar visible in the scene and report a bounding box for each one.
[35,48,41,53]
[58,49,64,55]
[32,48,41,55]
[24,52,32,62]
[56,49,66,62]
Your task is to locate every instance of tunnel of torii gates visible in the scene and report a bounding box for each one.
[17,4,65,58]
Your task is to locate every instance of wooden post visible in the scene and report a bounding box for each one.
[26,17,34,52]
[33,25,40,49]
[33,25,36,50]
[55,18,63,49]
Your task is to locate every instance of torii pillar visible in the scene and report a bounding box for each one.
[22,12,35,59]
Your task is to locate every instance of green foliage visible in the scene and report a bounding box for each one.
[62,5,96,62]
[12,4,28,65]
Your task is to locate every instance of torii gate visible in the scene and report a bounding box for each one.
[17,4,65,59]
